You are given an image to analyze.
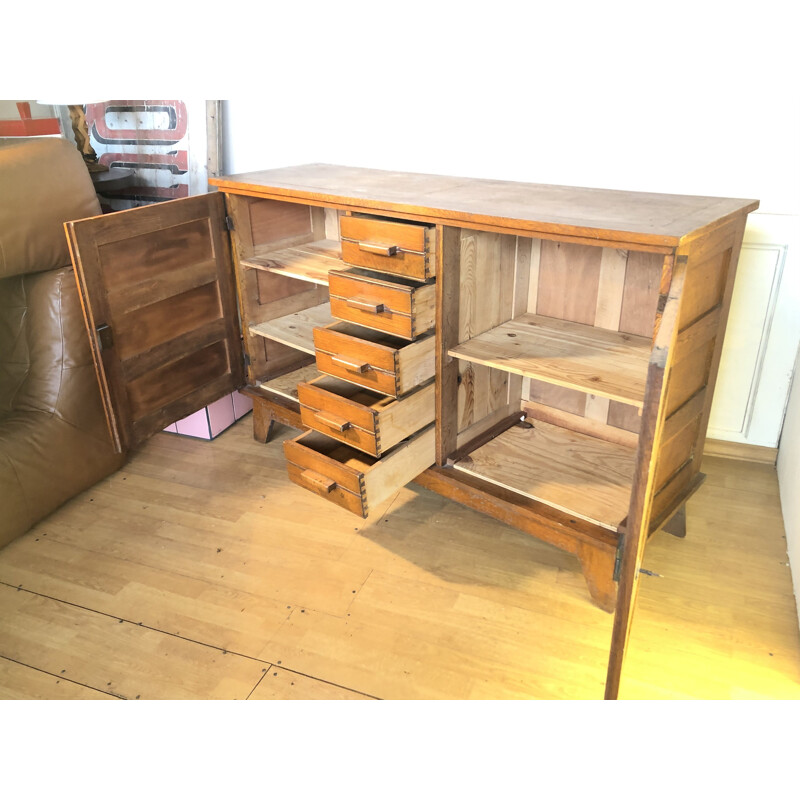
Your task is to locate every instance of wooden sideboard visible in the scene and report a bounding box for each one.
[65,164,759,699]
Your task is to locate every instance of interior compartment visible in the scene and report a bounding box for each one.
[444,228,668,529]
[224,196,346,394]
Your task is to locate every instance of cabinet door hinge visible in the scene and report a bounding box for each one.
[613,533,624,582]
[225,215,235,231]
[243,351,251,368]
[96,323,114,351]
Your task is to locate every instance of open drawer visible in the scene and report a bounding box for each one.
[328,267,435,340]
[298,375,435,457]
[340,215,436,281]
[313,321,435,398]
[284,425,435,517]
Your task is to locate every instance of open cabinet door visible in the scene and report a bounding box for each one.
[66,193,244,453]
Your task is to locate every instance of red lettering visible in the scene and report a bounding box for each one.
[87,101,188,145]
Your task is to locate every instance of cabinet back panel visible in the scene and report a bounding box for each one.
[248,198,314,249]
[535,241,603,325]
[527,381,587,417]
[606,402,642,434]
[619,251,663,336]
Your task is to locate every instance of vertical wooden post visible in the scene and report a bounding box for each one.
[436,226,461,465]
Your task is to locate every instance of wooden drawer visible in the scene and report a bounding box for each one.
[340,215,436,281]
[298,375,435,457]
[284,425,435,518]
[313,321,435,398]
[328,267,435,340]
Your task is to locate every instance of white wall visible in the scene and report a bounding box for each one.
[778,347,800,624]
[219,3,797,216]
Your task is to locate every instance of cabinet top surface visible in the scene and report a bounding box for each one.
[210,163,759,248]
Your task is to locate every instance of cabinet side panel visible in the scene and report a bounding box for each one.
[649,215,747,523]
[455,230,518,442]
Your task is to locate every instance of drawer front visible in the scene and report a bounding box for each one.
[285,463,366,517]
[298,378,380,457]
[329,268,435,340]
[313,324,400,396]
[340,216,436,281]
[283,432,364,496]
[298,376,435,457]
[284,426,435,518]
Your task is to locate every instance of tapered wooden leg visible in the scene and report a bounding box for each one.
[663,505,687,538]
[576,542,618,613]
[252,398,275,444]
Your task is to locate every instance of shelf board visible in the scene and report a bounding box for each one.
[449,313,651,408]
[242,239,342,285]
[451,419,636,530]
[249,302,333,354]
[260,363,321,402]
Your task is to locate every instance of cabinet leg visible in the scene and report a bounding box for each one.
[252,399,275,444]
[663,505,687,538]
[576,543,618,613]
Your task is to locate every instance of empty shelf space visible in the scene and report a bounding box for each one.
[242,239,342,285]
[451,419,636,530]
[249,302,333,354]
[449,313,651,407]
[260,363,321,402]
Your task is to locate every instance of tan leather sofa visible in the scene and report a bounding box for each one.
[0,137,125,549]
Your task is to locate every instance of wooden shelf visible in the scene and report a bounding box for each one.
[449,313,651,408]
[242,239,342,285]
[260,363,321,402]
[451,419,636,530]
[249,302,333,354]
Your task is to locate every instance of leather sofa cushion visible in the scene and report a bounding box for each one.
[0,137,101,279]
[0,266,124,547]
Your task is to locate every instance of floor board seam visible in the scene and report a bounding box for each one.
[0,653,124,699]
[0,581,380,700]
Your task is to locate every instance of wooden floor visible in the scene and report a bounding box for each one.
[1,415,798,700]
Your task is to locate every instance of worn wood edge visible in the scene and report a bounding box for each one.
[212,173,757,251]
[413,466,619,553]
[65,220,123,454]
[213,186,682,251]
[702,438,778,465]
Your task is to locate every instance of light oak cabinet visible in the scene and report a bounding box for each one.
[65,164,758,699]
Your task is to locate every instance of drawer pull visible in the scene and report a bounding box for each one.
[301,469,337,493]
[331,355,372,373]
[359,241,399,257]
[346,296,387,314]
[314,411,351,432]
